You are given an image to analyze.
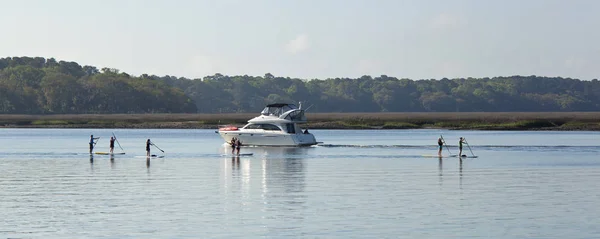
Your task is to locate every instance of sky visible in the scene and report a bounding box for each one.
[1,0,599,80]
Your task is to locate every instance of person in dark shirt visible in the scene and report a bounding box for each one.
[109,136,116,154]
[437,137,444,156]
[89,135,99,154]
[235,138,242,155]
[146,139,152,157]
[230,137,237,155]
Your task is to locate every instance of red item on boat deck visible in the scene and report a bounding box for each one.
[219,126,239,131]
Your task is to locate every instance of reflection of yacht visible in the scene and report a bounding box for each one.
[217,103,317,146]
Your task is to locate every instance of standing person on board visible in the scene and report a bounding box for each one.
[437,137,444,156]
[459,137,466,157]
[146,139,152,157]
[235,138,242,155]
[89,135,99,154]
[109,136,116,154]
[230,137,237,155]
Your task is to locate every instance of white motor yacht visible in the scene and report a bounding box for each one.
[217,103,317,146]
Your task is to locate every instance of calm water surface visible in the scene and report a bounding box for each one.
[1,129,600,238]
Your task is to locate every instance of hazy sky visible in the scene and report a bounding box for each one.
[1,0,599,80]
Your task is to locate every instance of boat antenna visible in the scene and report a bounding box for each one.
[304,104,314,112]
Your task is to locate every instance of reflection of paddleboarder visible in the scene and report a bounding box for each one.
[89,135,99,154]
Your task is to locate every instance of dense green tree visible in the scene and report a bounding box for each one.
[0,57,196,113]
[2,56,600,114]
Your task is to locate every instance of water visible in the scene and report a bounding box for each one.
[1,128,600,238]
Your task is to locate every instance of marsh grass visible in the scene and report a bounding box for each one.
[381,122,420,129]
[1,112,600,130]
[31,120,71,125]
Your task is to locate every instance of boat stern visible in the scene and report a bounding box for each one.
[293,132,318,146]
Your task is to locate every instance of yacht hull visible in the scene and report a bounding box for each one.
[218,130,317,146]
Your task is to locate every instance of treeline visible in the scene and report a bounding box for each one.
[0,57,196,113]
[157,73,600,113]
[2,57,600,114]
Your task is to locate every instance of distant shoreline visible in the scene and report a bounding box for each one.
[1,112,600,130]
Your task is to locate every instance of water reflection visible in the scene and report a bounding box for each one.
[259,147,307,233]
[260,147,307,195]
[438,157,443,186]
[459,158,463,189]
[89,155,94,172]
[110,156,115,169]
[250,146,312,158]
[221,146,309,231]
[231,156,240,176]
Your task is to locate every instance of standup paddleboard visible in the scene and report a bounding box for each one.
[94,152,126,155]
[135,155,165,158]
[222,153,254,157]
[451,155,478,158]
[421,155,447,158]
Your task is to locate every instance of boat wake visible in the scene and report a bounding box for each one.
[318,144,423,148]
[318,144,600,152]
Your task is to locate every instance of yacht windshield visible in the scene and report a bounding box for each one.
[261,103,298,117]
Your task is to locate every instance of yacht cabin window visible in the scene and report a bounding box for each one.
[244,124,282,131]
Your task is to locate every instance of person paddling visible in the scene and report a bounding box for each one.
[437,137,444,156]
[459,137,466,157]
[230,137,237,155]
[235,138,242,155]
[146,139,153,157]
[109,136,116,154]
[89,135,99,154]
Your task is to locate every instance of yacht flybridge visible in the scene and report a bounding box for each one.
[217,103,317,146]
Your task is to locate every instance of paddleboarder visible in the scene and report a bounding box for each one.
[109,136,116,154]
[459,137,466,157]
[89,135,99,154]
[146,139,152,157]
[437,137,444,156]
[230,137,237,155]
[235,138,242,155]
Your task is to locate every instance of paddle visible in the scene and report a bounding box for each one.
[464,139,476,157]
[152,143,165,153]
[440,135,454,156]
[112,132,125,153]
